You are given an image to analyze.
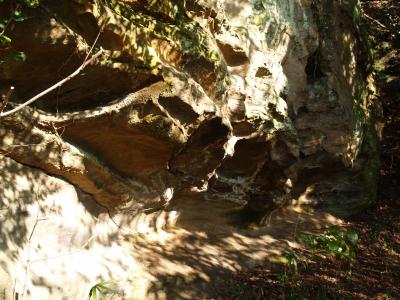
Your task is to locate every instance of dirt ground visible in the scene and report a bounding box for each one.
[217,1,400,299]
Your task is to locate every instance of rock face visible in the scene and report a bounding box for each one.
[0,0,378,218]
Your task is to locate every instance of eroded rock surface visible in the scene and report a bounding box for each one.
[1,0,378,218]
[0,157,341,300]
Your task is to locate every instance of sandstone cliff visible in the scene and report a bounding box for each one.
[1,0,378,222]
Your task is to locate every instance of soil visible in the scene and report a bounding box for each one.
[217,1,400,299]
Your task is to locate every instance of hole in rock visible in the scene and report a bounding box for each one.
[270,140,297,166]
[255,67,272,77]
[139,100,165,118]
[297,105,309,115]
[208,176,234,193]
[158,96,199,126]
[63,119,174,179]
[232,121,256,137]
[290,152,347,198]
[169,118,230,181]
[217,139,268,179]
[305,50,324,83]
[216,41,249,66]
[30,70,161,112]
[190,117,230,146]
[253,160,285,193]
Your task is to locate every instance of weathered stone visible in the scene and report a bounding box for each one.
[0,0,378,219]
[0,266,13,300]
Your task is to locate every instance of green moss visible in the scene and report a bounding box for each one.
[143,114,184,143]
[360,122,380,206]
[349,73,379,209]
[105,0,219,64]
[143,114,168,133]
[352,0,379,208]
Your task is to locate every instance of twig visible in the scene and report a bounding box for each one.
[0,27,104,118]
[30,234,97,263]
[363,12,389,30]
[83,27,103,63]
[22,202,41,300]
[0,49,104,118]
[0,3,19,37]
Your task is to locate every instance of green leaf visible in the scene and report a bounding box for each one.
[0,18,9,29]
[0,35,11,45]
[98,285,117,293]
[317,235,327,244]
[17,0,39,8]
[327,226,342,237]
[341,251,353,260]
[300,234,315,245]
[10,51,27,61]
[88,280,118,299]
[13,10,28,22]
[327,241,340,253]
[89,286,97,300]
[346,230,359,245]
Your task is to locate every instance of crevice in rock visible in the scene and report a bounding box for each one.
[62,120,175,179]
[286,151,344,195]
[216,139,268,179]
[216,41,249,67]
[255,67,272,78]
[270,139,298,167]
[36,81,169,125]
[169,117,230,187]
[232,121,257,137]
[34,69,162,113]
[238,158,287,224]
[158,96,199,126]
[1,112,138,212]
[305,49,324,84]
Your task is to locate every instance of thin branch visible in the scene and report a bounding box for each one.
[363,12,389,30]
[30,234,97,263]
[22,201,40,300]
[0,3,19,37]
[0,49,104,118]
[1,28,104,118]
[84,27,103,63]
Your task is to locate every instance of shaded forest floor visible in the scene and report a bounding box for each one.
[217,1,400,299]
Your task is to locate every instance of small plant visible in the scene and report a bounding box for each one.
[276,252,300,285]
[88,280,119,300]
[228,283,246,298]
[0,0,39,64]
[300,226,359,260]
[283,252,299,275]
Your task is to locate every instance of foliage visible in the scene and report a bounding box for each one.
[277,252,297,283]
[88,280,119,300]
[16,0,39,8]
[0,35,11,45]
[275,226,359,286]
[104,0,219,67]
[0,0,39,64]
[300,226,359,260]
[277,251,309,285]
[228,283,246,298]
